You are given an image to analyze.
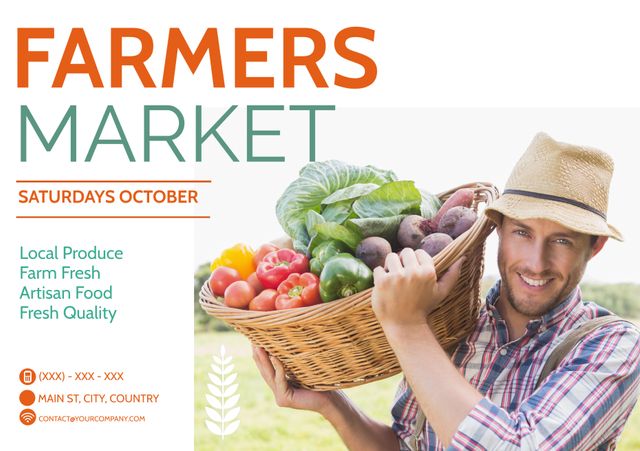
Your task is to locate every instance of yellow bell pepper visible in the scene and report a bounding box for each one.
[210,243,256,279]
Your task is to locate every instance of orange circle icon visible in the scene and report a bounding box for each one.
[20,408,36,426]
[19,368,36,386]
[20,390,35,406]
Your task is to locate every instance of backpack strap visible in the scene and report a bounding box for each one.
[535,315,629,390]
[409,409,427,451]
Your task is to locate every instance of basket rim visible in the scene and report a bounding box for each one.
[199,181,499,325]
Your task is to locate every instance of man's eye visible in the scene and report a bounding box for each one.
[555,238,572,246]
[514,229,529,237]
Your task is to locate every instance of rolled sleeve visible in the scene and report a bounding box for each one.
[391,377,419,444]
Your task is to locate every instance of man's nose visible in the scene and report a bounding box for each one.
[526,240,549,274]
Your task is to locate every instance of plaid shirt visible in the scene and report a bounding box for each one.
[391,280,640,450]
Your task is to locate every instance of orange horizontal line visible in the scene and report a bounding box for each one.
[17,216,210,219]
[16,180,212,183]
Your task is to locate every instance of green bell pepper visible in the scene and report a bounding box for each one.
[309,240,350,275]
[319,253,374,302]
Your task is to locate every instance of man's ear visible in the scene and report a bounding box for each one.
[494,214,504,239]
[590,235,608,259]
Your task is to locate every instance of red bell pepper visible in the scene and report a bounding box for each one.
[256,249,309,289]
[275,272,321,309]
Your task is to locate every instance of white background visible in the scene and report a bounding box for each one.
[1,1,640,450]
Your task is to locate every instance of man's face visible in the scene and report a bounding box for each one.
[496,216,603,318]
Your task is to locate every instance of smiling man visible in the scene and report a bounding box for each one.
[494,218,605,340]
[253,133,640,450]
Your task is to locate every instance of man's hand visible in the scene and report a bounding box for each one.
[253,346,401,451]
[252,346,335,414]
[371,248,465,331]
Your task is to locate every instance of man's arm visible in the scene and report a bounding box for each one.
[384,322,482,446]
[372,248,481,446]
[320,390,401,451]
[253,346,400,451]
[372,248,640,449]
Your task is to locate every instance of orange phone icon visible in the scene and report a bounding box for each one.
[20,369,35,385]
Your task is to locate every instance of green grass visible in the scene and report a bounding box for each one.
[195,331,640,451]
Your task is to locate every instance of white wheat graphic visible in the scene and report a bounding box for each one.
[206,344,240,439]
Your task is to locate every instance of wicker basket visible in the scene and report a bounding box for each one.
[200,182,499,390]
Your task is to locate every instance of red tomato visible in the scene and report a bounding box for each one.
[209,267,242,297]
[275,294,305,310]
[249,289,278,311]
[224,281,255,309]
[246,272,264,294]
[252,243,279,267]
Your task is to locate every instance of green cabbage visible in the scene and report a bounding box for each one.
[275,160,440,254]
[276,161,396,253]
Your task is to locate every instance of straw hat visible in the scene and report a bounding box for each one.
[485,132,623,241]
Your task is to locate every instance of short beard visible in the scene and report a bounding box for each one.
[501,275,560,317]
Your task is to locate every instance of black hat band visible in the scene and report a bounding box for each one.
[503,189,607,221]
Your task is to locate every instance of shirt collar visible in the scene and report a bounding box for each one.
[484,279,582,328]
